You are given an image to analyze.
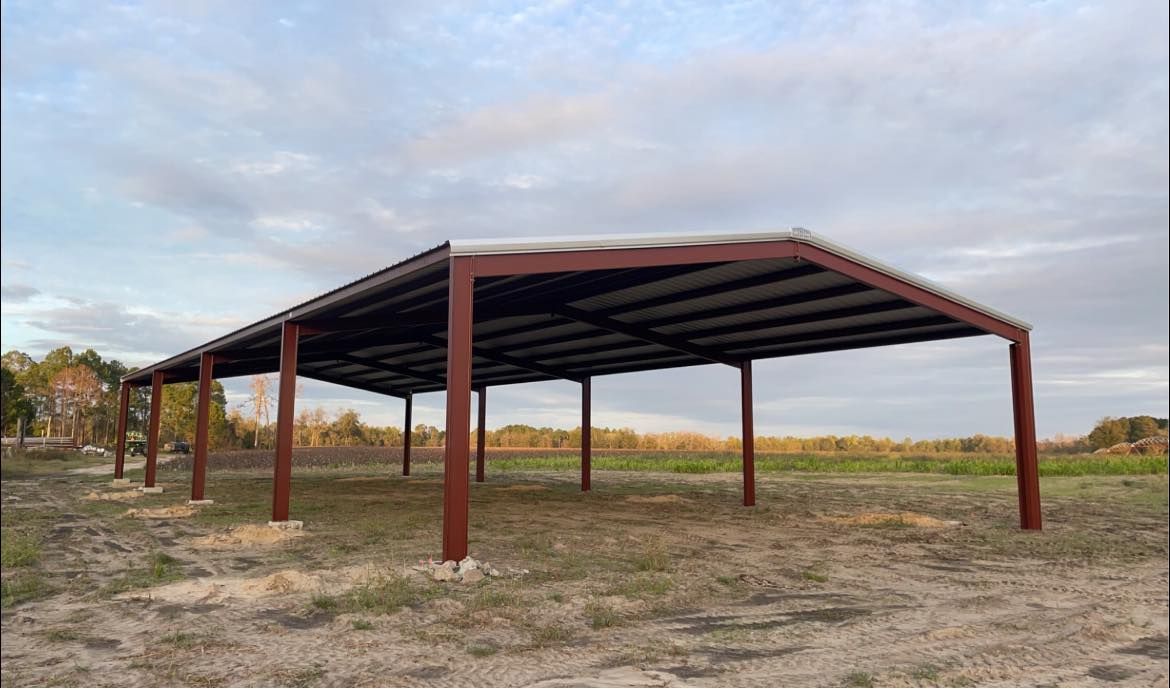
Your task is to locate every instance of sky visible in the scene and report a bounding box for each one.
[1,0,1167,441]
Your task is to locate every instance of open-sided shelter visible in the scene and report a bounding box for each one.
[117,229,1041,560]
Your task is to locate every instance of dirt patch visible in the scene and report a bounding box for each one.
[625,494,684,504]
[335,476,386,483]
[241,570,324,595]
[189,524,305,548]
[84,490,142,502]
[124,505,196,519]
[824,511,953,527]
[3,467,1168,688]
[530,666,680,687]
[494,484,549,492]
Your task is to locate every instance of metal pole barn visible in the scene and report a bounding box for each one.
[116,230,1042,559]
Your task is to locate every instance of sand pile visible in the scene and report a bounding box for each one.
[124,505,196,519]
[241,570,323,594]
[826,512,957,528]
[85,490,142,502]
[190,524,305,548]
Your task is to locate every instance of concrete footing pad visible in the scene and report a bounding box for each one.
[268,520,304,530]
[112,478,137,486]
[139,486,164,494]
[187,499,214,506]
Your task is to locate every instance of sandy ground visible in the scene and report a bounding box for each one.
[1,465,1167,687]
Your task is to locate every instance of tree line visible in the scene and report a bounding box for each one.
[1085,416,1167,449]
[3,348,1164,453]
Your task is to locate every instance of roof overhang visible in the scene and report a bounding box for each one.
[122,229,1031,395]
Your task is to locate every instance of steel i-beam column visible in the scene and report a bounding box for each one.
[144,371,165,488]
[191,352,215,501]
[443,257,474,562]
[272,322,300,522]
[403,392,413,477]
[740,361,756,507]
[114,382,131,480]
[1010,335,1042,529]
[581,377,592,492]
[475,387,487,483]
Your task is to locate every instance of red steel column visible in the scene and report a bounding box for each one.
[740,361,756,507]
[443,257,474,562]
[272,322,300,522]
[475,387,487,483]
[402,392,413,476]
[1010,335,1042,529]
[114,382,130,479]
[191,353,215,501]
[581,377,591,492]
[144,370,165,488]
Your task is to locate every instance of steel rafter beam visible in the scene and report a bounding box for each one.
[639,283,874,329]
[676,300,917,341]
[297,368,407,398]
[421,335,582,383]
[594,263,823,317]
[555,304,740,367]
[722,316,957,353]
[294,315,447,333]
[337,354,446,386]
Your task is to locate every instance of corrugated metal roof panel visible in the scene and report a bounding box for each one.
[123,229,1029,391]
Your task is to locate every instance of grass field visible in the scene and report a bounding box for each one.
[157,446,1169,477]
[0,450,113,479]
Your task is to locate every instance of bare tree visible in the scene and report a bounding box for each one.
[248,375,273,449]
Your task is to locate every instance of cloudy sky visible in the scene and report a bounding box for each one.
[1,0,1166,440]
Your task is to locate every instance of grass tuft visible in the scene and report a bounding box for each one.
[100,552,184,596]
[584,600,621,629]
[1,530,41,568]
[631,541,671,572]
[842,670,876,687]
[607,574,673,598]
[337,572,433,615]
[1,572,54,608]
[528,623,574,648]
[467,643,498,657]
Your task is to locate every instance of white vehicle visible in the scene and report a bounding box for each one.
[80,445,108,457]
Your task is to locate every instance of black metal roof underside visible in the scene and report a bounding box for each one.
[123,236,1018,398]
